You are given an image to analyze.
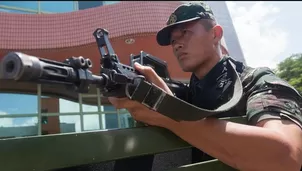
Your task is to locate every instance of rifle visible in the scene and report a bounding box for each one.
[0,28,243,121]
[0,28,187,96]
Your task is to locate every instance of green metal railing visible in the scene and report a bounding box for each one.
[0,116,244,171]
[0,81,244,171]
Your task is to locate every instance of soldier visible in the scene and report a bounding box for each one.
[109,2,302,171]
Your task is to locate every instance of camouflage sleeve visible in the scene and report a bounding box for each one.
[246,70,302,129]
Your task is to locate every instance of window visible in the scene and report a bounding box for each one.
[103,1,120,5]
[0,93,38,138]
[41,116,48,124]
[41,109,48,124]
[0,8,36,14]
[103,105,118,129]
[58,99,79,132]
[0,93,38,115]
[83,114,100,131]
[0,1,38,11]
[118,109,133,128]
[40,1,75,13]
[78,1,102,10]
[127,116,135,127]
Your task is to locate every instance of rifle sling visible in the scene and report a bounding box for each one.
[126,59,243,121]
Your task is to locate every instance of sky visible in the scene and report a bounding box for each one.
[1,1,302,135]
[226,1,302,69]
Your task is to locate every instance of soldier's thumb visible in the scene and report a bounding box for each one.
[134,62,173,95]
[134,62,159,82]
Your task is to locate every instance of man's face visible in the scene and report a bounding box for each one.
[170,20,216,72]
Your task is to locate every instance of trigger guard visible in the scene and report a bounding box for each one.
[125,76,146,99]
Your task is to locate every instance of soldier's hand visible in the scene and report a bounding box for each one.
[108,62,174,126]
[134,62,174,95]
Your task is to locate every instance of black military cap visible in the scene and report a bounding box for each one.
[156,2,215,46]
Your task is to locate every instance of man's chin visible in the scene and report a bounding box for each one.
[180,65,195,72]
[178,61,199,72]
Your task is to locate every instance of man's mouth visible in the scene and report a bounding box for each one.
[178,53,187,60]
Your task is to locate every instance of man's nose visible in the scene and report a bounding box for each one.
[174,43,183,52]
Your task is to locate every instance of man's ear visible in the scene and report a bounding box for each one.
[213,25,223,43]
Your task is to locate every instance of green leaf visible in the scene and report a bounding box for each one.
[276,53,302,94]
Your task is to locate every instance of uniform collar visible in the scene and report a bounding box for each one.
[190,56,229,86]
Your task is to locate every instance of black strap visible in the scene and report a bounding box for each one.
[125,58,243,121]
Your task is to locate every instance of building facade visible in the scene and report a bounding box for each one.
[0,1,245,138]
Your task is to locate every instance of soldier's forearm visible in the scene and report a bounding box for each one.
[164,118,297,171]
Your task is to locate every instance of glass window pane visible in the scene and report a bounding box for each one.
[78,1,102,10]
[120,113,133,128]
[58,99,80,133]
[59,99,80,113]
[118,109,134,128]
[0,116,38,139]
[60,115,79,133]
[40,1,75,13]
[0,93,38,138]
[0,1,38,10]
[84,114,100,131]
[82,104,98,112]
[103,1,120,5]
[103,105,118,129]
[0,8,36,14]
[0,93,38,115]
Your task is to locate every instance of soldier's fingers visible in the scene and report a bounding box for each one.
[134,62,174,95]
[134,62,160,82]
[134,62,166,87]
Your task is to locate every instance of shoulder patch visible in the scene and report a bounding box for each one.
[264,74,302,101]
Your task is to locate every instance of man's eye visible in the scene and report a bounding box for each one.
[182,29,188,34]
[171,39,175,44]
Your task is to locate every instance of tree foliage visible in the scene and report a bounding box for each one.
[275,53,302,94]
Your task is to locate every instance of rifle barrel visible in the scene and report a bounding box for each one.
[0,52,106,87]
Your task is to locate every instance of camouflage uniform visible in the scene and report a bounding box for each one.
[186,56,302,128]
[244,67,302,128]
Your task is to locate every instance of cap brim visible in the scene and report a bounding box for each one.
[156,17,201,46]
